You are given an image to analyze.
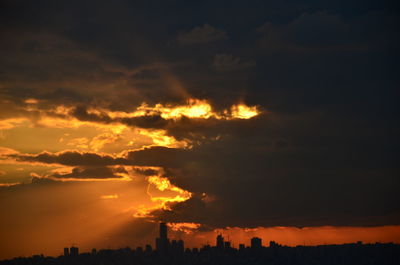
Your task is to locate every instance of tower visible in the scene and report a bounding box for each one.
[160,222,167,239]
[63,248,69,256]
[251,237,262,249]
[216,234,224,249]
[70,246,79,256]
[156,222,169,254]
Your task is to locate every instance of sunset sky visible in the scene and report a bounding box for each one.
[0,0,399,259]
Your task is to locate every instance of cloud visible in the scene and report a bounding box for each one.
[132,167,161,176]
[8,150,128,166]
[177,24,227,44]
[2,106,400,229]
[256,11,384,52]
[99,113,399,228]
[50,166,128,180]
[212,54,255,72]
[0,147,19,156]
[4,147,188,169]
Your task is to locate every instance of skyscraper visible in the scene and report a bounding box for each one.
[216,234,224,249]
[63,248,69,256]
[70,246,79,256]
[251,237,262,249]
[160,222,167,239]
[156,222,169,254]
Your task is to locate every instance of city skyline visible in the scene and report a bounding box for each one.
[1,222,398,265]
[53,223,400,258]
[31,222,400,258]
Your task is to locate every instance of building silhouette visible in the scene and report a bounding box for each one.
[251,237,262,249]
[216,234,224,250]
[40,227,400,265]
[70,246,79,256]
[156,222,170,254]
[160,222,167,238]
[63,248,69,256]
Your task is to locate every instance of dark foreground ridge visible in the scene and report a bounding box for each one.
[1,223,399,265]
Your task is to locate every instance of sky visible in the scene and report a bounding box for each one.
[0,0,399,259]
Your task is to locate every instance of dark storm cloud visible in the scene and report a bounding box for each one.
[146,124,400,228]
[0,0,399,229]
[4,107,400,227]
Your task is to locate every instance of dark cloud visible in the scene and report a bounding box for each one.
[6,147,187,168]
[256,11,390,52]
[51,166,127,179]
[212,54,255,72]
[132,167,161,176]
[147,129,400,228]
[4,106,400,228]
[30,176,58,185]
[177,24,227,45]
[10,151,127,166]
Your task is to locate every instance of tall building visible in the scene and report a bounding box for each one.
[63,248,69,256]
[160,222,167,239]
[269,241,279,248]
[177,239,184,253]
[216,234,224,249]
[170,239,184,255]
[251,237,262,249]
[145,244,152,254]
[156,222,169,254]
[70,246,79,256]
[239,244,245,251]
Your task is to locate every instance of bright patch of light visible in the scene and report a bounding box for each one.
[100,194,119,199]
[230,104,259,119]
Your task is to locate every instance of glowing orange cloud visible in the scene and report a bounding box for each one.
[146,175,192,207]
[230,104,259,119]
[91,99,260,121]
[168,222,201,234]
[0,118,29,130]
[133,173,192,218]
[24,98,39,104]
[1,99,260,153]
[137,129,189,149]
[0,182,21,187]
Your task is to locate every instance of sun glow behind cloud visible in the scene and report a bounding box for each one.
[146,175,192,209]
[88,99,260,121]
[230,104,259,119]
[1,98,260,155]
